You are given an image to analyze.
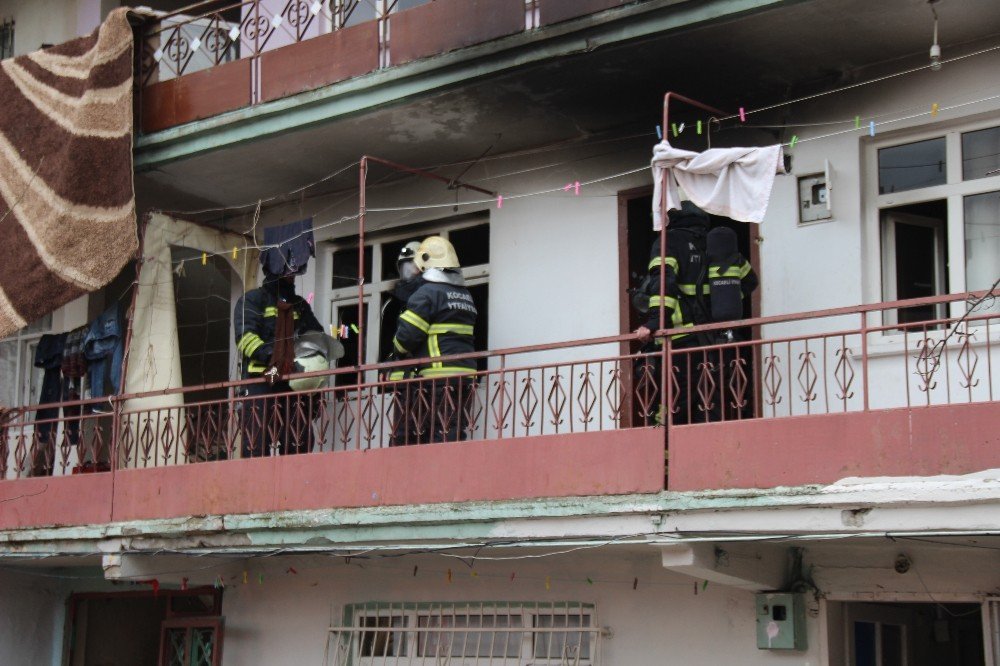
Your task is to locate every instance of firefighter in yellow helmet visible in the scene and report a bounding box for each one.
[391,236,478,443]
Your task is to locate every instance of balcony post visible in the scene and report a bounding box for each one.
[497,353,506,439]
[860,309,869,412]
[357,156,368,449]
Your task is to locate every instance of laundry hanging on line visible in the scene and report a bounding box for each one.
[650,141,786,229]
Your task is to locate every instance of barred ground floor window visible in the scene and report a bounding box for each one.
[327,601,603,665]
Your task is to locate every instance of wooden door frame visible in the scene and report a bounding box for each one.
[617,185,654,428]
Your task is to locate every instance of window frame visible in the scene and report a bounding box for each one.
[339,602,599,666]
[324,215,490,380]
[158,616,225,666]
[0,314,52,409]
[864,113,1000,328]
[879,209,948,325]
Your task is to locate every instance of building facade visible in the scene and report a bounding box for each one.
[1,0,999,664]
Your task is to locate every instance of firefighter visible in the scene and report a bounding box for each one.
[234,249,323,457]
[634,201,757,424]
[391,236,478,443]
[385,241,422,445]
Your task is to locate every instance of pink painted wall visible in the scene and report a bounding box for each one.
[668,402,1000,491]
[0,430,662,530]
[0,474,112,529]
[111,428,665,522]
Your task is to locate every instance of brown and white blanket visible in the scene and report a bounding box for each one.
[0,8,137,338]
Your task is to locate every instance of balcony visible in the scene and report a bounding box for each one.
[1,291,997,532]
[135,0,634,133]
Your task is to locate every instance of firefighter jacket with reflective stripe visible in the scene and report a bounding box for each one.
[643,238,757,341]
[393,279,477,377]
[385,276,423,381]
[234,278,322,377]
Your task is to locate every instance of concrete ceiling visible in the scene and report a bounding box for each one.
[135,0,1000,215]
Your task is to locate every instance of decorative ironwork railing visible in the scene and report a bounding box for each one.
[1,290,997,479]
[663,289,999,425]
[137,0,428,86]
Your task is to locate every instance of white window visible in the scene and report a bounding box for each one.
[0,313,52,408]
[328,602,600,666]
[325,215,489,384]
[987,598,1000,666]
[867,118,1000,326]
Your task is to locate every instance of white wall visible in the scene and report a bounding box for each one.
[0,0,114,56]
[760,45,1000,316]
[245,142,649,360]
[210,548,821,666]
[0,567,66,666]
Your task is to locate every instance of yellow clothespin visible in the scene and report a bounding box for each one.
[931,103,939,117]
[232,246,238,259]
[201,252,207,266]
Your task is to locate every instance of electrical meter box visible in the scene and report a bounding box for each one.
[755,593,806,650]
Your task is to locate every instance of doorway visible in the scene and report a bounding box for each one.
[617,189,760,425]
[618,191,759,334]
[67,588,224,666]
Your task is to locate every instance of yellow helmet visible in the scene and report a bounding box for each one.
[415,236,460,270]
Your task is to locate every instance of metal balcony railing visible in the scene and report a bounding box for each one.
[133,0,628,120]
[1,290,997,480]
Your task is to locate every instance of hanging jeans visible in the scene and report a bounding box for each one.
[84,304,124,411]
[31,333,81,476]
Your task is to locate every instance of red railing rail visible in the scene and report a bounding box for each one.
[663,288,999,425]
[2,289,998,479]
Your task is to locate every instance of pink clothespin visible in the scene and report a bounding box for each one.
[573,181,580,195]
[739,107,746,123]
[496,194,503,209]
[306,292,314,305]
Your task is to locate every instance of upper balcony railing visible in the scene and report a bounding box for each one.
[2,289,998,477]
[134,0,632,132]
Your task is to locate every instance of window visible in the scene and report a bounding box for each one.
[159,617,224,666]
[878,138,946,194]
[0,18,13,60]
[332,602,599,665]
[0,313,51,408]
[325,216,490,385]
[870,118,1000,326]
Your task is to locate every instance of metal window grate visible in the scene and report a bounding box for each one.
[326,602,605,665]
[0,19,13,60]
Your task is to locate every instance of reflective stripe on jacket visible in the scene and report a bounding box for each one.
[233,279,322,377]
[393,280,477,377]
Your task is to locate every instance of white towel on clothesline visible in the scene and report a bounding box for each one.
[651,141,786,229]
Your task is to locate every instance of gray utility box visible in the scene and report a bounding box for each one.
[755,593,807,650]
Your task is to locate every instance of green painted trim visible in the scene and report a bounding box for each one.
[134,0,793,169]
[0,485,831,549]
